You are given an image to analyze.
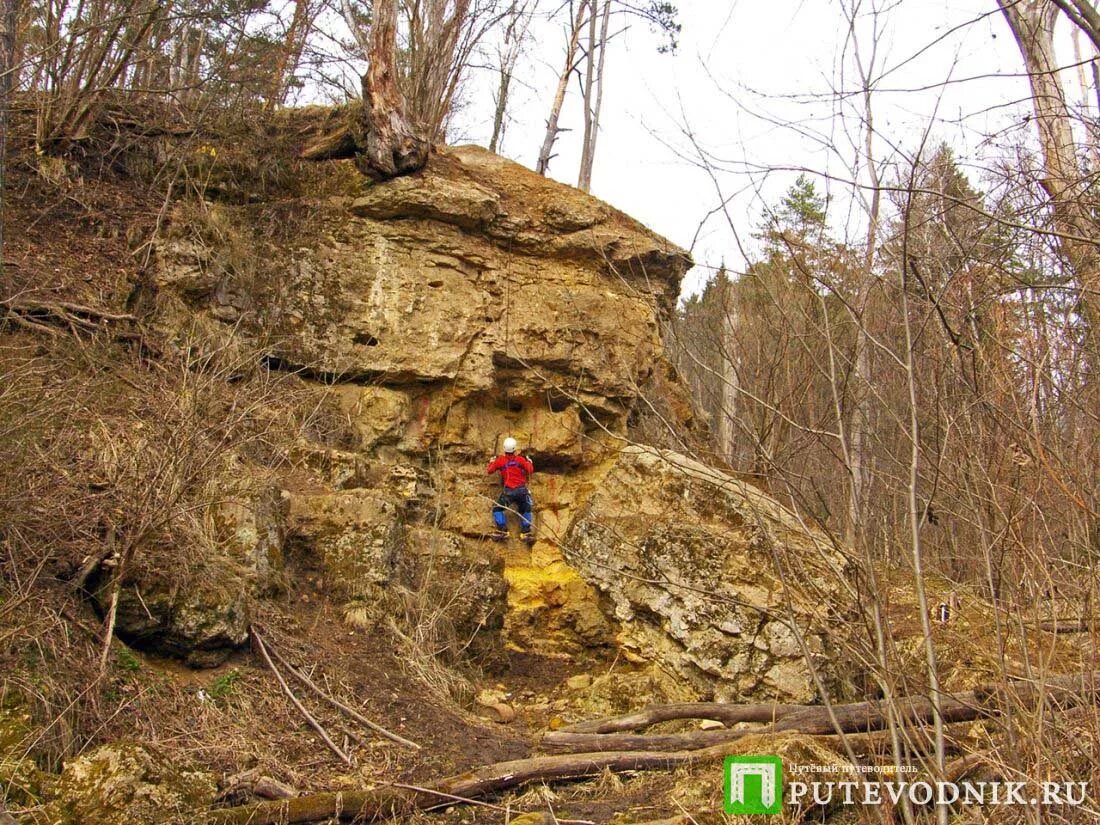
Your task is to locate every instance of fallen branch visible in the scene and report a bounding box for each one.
[560,701,803,734]
[261,633,420,750]
[1032,618,1094,634]
[251,628,352,767]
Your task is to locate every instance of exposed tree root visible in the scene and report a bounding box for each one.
[0,296,158,354]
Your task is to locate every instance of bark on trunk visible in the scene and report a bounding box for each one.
[999,0,1100,333]
[267,0,313,109]
[577,0,610,191]
[490,1,531,154]
[0,0,17,279]
[356,0,429,180]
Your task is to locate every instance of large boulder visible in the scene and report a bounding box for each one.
[100,557,252,668]
[564,446,855,702]
[156,145,691,440]
[46,743,215,825]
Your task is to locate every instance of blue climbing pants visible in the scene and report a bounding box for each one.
[493,486,533,533]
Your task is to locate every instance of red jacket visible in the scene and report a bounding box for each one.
[487,454,533,489]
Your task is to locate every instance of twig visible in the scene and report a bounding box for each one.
[388,781,512,815]
[251,627,352,766]
[262,632,421,750]
[97,528,120,673]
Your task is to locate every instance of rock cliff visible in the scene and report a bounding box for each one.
[149,144,856,702]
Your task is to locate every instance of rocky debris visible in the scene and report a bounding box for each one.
[46,743,216,825]
[564,446,855,702]
[475,688,516,724]
[565,674,593,691]
[588,667,702,716]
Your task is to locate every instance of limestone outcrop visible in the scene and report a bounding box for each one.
[150,141,859,701]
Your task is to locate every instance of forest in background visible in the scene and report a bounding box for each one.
[1,1,1100,823]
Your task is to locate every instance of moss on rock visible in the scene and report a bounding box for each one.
[46,743,215,825]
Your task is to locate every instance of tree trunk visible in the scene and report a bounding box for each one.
[356,0,429,180]
[0,0,15,282]
[999,0,1100,336]
[577,0,610,191]
[488,62,512,154]
[717,279,738,464]
[536,1,587,176]
[490,1,531,154]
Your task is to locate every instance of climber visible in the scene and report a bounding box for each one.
[487,436,535,543]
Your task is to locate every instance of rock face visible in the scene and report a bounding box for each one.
[152,141,858,701]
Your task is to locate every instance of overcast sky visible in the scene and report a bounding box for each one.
[444,0,1092,297]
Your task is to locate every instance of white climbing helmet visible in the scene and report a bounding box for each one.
[503,436,518,454]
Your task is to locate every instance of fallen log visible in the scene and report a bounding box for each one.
[204,744,749,824]
[544,693,981,754]
[545,671,1100,754]
[1032,619,1094,634]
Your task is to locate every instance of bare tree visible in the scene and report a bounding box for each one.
[403,0,502,142]
[577,0,610,190]
[489,0,536,154]
[267,0,317,108]
[997,0,1100,336]
[0,0,17,281]
[538,0,677,181]
[536,0,587,175]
